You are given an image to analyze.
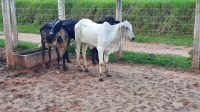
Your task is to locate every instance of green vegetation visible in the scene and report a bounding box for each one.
[16,0,195,3]
[109,51,191,68]
[0,24,3,31]
[18,25,40,34]
[0,39,39,50]
[135,35,193,46]
[0,0,195,37]
[16,41,39,50]
[0,39,5,47]
[0,24,40,34]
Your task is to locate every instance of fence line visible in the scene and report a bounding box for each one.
[0,3,196,36]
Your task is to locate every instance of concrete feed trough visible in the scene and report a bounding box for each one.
[13,48,63,68]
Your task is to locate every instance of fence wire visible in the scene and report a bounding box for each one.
[0,2,195,36]
[0,2,193,68]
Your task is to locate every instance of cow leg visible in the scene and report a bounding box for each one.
[65,50,72,63]
[95,48,99,63]
[42,43,46,68]
[62,48,68,71]
[66,39,72,63]
[76,41,82,71]
[104,54,111,77]
[48,46,51,66]
[41,31,46,68]
[92,48,97,65]
[97,48,104,82]
[82,43,88,72]
[55,47,60,70]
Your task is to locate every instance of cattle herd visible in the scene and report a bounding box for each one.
[40,16,135,81]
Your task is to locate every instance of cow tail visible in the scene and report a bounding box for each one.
[75,20,82,41]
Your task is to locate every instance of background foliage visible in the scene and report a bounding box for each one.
[0,0,196,37]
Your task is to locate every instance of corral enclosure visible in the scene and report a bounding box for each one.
[0,0,196,36]
[0,0,196,68]
[1,1,200,111]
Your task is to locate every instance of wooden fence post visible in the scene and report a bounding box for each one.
[10,0,18,48]
[58,0,65,20]
[192,0,200,68]
[116,0,122,59]
[1,0,14,69]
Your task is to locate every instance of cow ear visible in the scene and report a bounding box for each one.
[120,23,124,29]
[115,21,120,24]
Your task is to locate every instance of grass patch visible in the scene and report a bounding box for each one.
[16,41,39,50]
[16,0,195,3]
[0,24,40,34]
[0,39,39,50]
[18,25,40,34]
[135,35,193,46]
[110,51,191,68]
[0,24,3,31]
[0,39,5,47]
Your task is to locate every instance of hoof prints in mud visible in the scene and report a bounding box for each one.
[12,72,28,77]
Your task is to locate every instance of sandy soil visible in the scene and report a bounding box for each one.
[0,50,200,111]
[0,32,199,112]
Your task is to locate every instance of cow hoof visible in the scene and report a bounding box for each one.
[56,66,60,69]
[79,69,82,72]
[63,67,67,71]
[63,66,68,71]
[107,74,112,77]
[67,60,72,63]
[77,66,82,72]
[92,61,97,65]
[42,65,46,69]
[99,78,104,82]
[85,69,89,72]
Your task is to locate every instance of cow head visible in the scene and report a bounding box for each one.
[105,16,115,25]
[50,19,63,38]
[105,16,120,25]
[121,21,135,41]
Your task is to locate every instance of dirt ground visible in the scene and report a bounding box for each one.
[0,32,200,112]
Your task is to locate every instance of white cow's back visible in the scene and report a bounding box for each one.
[75,19,102,48]
[75,18,127,54]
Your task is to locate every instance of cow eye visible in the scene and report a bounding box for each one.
[125,27,129,30]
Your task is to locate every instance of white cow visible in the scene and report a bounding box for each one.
[75,18,135,81]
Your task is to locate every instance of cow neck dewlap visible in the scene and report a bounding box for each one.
[107,42,121,54]
[107,27,126,54]
[117,27,126,46]
[57,28,68,49]
[110,24,125,43]
[57,28,66,41]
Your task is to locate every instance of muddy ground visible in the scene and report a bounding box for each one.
[0,46,200,112]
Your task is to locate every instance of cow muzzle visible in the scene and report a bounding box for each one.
[50,31,53,35]
[132,36,135,40]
